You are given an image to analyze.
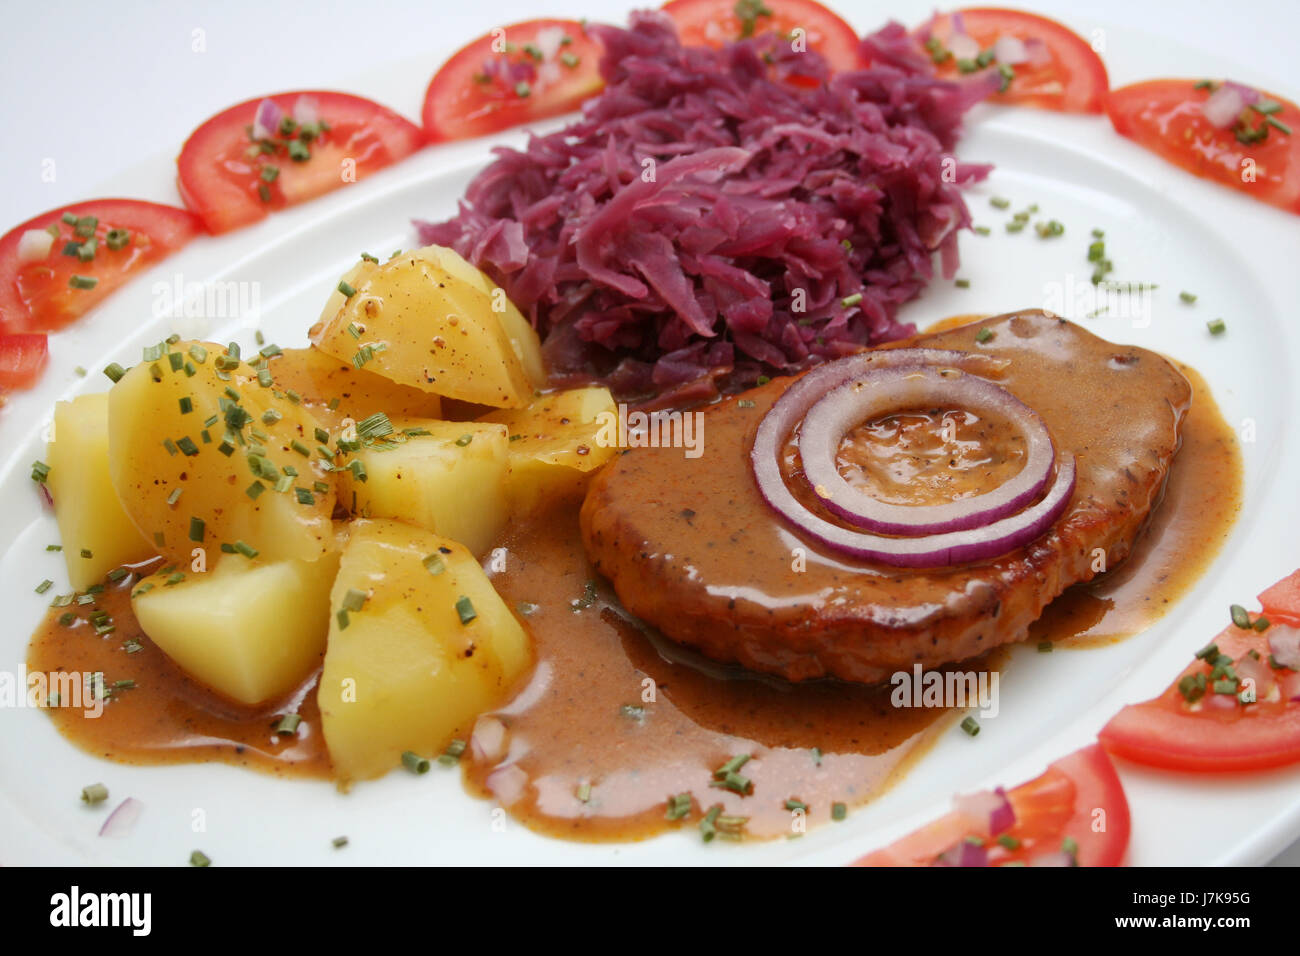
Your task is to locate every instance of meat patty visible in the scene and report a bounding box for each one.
[580,310,1192,684]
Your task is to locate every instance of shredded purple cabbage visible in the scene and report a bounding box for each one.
[416,13,993,405]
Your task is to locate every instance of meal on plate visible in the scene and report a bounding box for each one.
[9,1,1295,865]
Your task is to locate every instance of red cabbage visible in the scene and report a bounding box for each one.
[417,13,992,405]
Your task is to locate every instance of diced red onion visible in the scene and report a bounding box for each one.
[994,35,1029,66]
[1024,37,1052,67]
[1029,851,1076,867]
[1204,692,1238,712]
[1202,85,1246,128]
[470,715,508,763]
[252,98,283,140]
[17,228,54,263]
[98,797,143,837]
[1235,652,1275,701]
[950,11,967,35]
[1223,80,1261,105]
[292,95,320,127]
[953,787,1016,837]
[935,839,989,867]
[799,366,1055,534]
[751,350,1074,568]
[1280,671,1300,702]
[948,32,980,61]
[1268,625,1300,670]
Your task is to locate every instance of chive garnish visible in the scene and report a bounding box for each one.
[960,716,980,736]
[423,553,446,575]
[840,292,863,308]
[1179,291,1197,304]
[35,579,53,594]
[337,281,356,297]
[332,836,349,849]
[1230,604,1252,629]
[188,516,205,542]
[455,595,477,625]
[189,850,211,867]
[81,783,109,805]
[69,275,98,290]
[665,793,692,821]
[784,798,808,812]
[274,713,301,735]
[1207,318,1226,336]
[975,328,994,344]
[233,540,259,559]
[831,802,847,821]
[401,750,431,774]
[455,433,474,447]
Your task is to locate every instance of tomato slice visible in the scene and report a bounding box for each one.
[422,20,606,142]
[661,0,862,72]
[0,333,49,391]
[855,744,1130,866]
[0,199,199,334]
[1107,80,1300,216]
[1260,570,1300,626]
[178,91,424,234]
[914,8,1108,113]
[1100,593,1300,772]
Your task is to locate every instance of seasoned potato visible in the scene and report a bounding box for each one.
[318,519,532,783]
[266,346,442,430]
[310,247,536,408]
[46,393,156,590]
[337,419,510,557]
[132,550,340,705]
[480,387,619,514]
[107,340,337,566]
[413,245,545,389]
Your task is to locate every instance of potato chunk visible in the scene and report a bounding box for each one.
[480,387,619,514]
[310,247,536,408]
[46,393,156,590]
[265,346,442,430]
[337,419,510,557]
[132,550,340,705]
[107,340,337,566]
[318,519,532,783]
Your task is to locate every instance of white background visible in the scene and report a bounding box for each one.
[1,0,1296,865]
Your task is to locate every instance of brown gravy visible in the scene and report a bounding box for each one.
[25,334,1241,844]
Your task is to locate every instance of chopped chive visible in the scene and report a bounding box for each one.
[515,81,531,98]
[1037,641,1053,652]
[332,836,349,849]
[954,278,970,289]
[35,579,53,595]
[1254,617,1271,632]
[1179,291,1197,304]
[401,750,431,774]
[69,274,98,290]
[737,399,756,408]
[997,834,1021,850]
[342,588,367,613]
[188,516,205,542]
[233,540,259,559]
[455,595,477,625]
[784,798,808,812]
[831,802,847,821]
[294,487,315,506]
[81,783,109,805]
[665,793,692,821]
[990,197,1010,210]
[423,553,446,575]
[337,281,356,297]
[975,328,994,344]
[840,292,863,308]
[455,433,474,447]
[189,850,211,868]
[31,459,50,483]
[273,713,301,735]
[1230,604,1252,629]
[960,716,980,736]
[1207,318,1226,336]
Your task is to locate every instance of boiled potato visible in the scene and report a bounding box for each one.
[310,247,535,408]
[107,340,337,567]
[337,419,509,557]
[266,346,442,430]
[413,245,545,388]
[318,519,532,783]
[480,387,619,514]
[45,393,157,590]
[132,550,340,705]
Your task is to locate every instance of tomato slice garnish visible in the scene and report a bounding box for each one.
[1107,79,1300,216]
[661,0,863,73]
[855,744,1130,866]
[422,19,607,142]
[0,199,199,334]
[1259,570,1300,626]
[913,8,1108,113]
[0,333,49,392]
[177,91,424,234]
[1100,584,1300,772]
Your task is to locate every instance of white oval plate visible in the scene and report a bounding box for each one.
[1,6,1298,866]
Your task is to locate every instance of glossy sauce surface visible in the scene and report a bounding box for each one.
[25,321,1241,844]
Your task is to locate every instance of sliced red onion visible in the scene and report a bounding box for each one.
[953,787,1015,837]
[1268,625,1300,670]
[935,839,989,867]
[252,98,283,140]
[948,32,980,61]
[292,95,320,127]
[994,35,1029,65]
[799,366,1055,535]
[950,11,967,35]
[1202,85,1246,128]
[751,351,1074,568]
[99,796,143,837]
[1223,80,1261,106]
[17,228,54,263]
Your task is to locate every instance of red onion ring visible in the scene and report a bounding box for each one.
[750,350,1075,568]
[954,787,1016,837]
[799,366,1056,535]
[99,796,143,838]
